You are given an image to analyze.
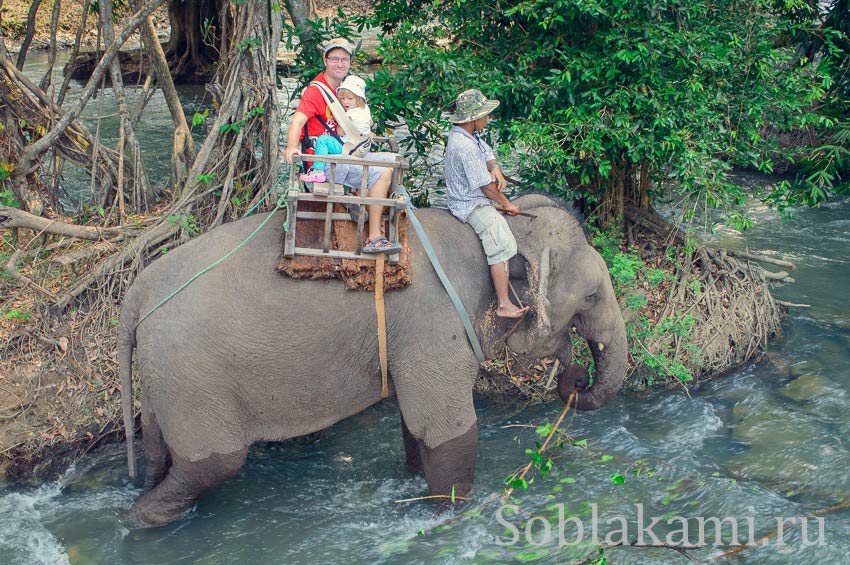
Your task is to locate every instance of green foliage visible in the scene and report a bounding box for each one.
[219,121,246,134]
[4,308,31,320]
[590,548,608,565]
[192,110,209,128]
[368,0,831,215]
[765,119,850,210]
[0,188,20,208]
[590,222,699,385]
[237,38,263,53]
[167,214,199,236]
[609,253,644,287]
[75,203,105,223]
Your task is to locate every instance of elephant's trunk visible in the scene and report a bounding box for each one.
[557,325,627,411]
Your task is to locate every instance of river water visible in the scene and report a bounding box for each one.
[3,53,850,564]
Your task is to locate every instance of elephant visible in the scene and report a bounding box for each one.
[117,193,628,525]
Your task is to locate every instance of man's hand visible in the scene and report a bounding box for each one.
[500,202,521,216]
[491,166,507,191]
[284,112,308,164]
[283,146,300,164]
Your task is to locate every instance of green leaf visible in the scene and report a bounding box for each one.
[610,473,625,485]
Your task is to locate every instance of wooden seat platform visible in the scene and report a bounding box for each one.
[286,153,409,265]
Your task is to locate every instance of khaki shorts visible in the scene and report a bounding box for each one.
[331,151,397,191]
[466,205,518,265]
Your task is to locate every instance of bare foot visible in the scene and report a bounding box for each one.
[496,304,529,318]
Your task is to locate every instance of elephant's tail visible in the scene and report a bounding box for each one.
[118,295,138,479]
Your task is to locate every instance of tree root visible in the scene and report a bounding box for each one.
[624,208,782,385]
[0,205,141,240]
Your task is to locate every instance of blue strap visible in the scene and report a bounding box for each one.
[398,189,486,364]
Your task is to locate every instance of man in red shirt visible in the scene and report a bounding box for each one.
[283,38,350,154]
[284,38,400,254]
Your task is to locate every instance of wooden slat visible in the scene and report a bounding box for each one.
[288,160,299,191]
[322,201,333,253]
[360,165,370,195]
[290,193,407,208]
[284,192,299,257]
[355,205,366,254]
[388,207,400,265]
[292,154,407,170]
[391,155,405,192]
[295,211,355,221]
[294,247,377,261]
[310,182,344,196]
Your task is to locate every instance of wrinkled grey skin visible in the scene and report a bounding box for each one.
[118,194,627,525]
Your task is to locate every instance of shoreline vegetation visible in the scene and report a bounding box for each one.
[1,0,843,483]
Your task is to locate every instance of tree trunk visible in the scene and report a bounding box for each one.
[100,0,150,217]
[136,0,195,192]
[165,0,229,81]
[15,0,44,70]
[285,0,314,30]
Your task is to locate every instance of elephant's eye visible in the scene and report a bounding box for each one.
[585,290,599,302]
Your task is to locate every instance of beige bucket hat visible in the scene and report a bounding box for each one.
[447,89,500,124]
[339,75,367,101]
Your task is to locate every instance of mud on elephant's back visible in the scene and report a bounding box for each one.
[275,203,412,291]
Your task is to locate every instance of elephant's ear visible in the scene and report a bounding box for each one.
[526,245,552,339]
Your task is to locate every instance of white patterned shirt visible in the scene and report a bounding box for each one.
[444,126,497,222]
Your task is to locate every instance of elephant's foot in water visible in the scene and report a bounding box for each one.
[420,423,478,500]
[127,448,248,526]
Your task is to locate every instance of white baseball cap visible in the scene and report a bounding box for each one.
[323,37,354,57]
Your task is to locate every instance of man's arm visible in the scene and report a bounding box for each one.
[481,181,520,214]
[486,159,507,191]
[283,111,309,164]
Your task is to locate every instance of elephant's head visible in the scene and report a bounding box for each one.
[496,194,628,411]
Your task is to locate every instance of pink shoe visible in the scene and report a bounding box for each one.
[300,169,326,183]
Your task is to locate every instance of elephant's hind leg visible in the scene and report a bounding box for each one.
[128,447,248,526]
[421,422,478,499]
[141,404,170,491]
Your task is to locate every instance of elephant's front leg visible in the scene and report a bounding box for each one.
[420,422,478,499]
[400,414,423,475]
[391,335,480,500]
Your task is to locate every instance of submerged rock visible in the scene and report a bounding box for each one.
[778,372,832,402]
[727,402,827,482]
